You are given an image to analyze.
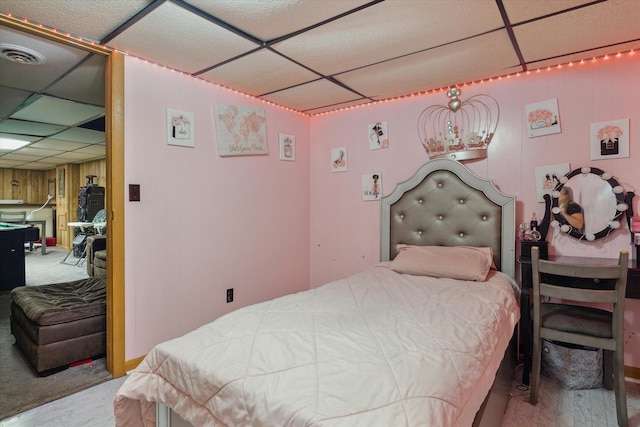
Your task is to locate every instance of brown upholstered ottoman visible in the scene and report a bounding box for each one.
[93,249,107,278]
[10,277,106,375]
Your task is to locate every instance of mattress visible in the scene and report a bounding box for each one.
[114,265,519,427]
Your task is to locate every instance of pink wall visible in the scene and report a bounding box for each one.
[309,54,640,366]
[123,57,311,359]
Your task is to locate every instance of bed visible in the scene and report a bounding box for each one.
[114,159,519,427]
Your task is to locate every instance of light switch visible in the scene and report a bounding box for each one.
[129,184,141,202]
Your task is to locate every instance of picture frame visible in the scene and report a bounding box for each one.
[362,173,382,201]
[525,98,561,138]
[534,163,570,202]
[368,121,389,149]
[279,134,295,161]
[167,108,195,147]
[590,118,629,160]
[215,104,268,156]
[331,147,348,172]
[58,168,65,198]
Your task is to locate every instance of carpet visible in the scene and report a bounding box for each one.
[0,248,112,421]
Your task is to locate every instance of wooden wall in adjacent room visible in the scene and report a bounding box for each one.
[0,168,56,204]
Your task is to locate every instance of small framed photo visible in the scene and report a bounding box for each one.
[362,173,382,201]
[279,134,295,161]
[368,121,389,149]
[525,99,561,138]
[167,108,195,147]
[534,163,570,202]
[590,118,629,160]
[331,147,348,172]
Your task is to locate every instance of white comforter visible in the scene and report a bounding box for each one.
[114,265,519,427]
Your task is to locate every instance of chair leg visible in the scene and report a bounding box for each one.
[529,337,542,405]
[604,349,613,390]
[614,349,628,427]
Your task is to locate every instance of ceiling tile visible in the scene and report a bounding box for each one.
[0,86,32,119]
[339,31,520,100]
[47,53,106,106]
[514,1,640,63]
[0,119,66,136]
[0,159,24,167]
[0,132,40,143]
[15,146,63,157]
[1,152,41,161]
[274,0,504,76]
[10,95,104,126]
[30,139,89,151]
[14,161,55,170]
[108,2,258,73]
[51,127,105,144]
[74,144,106,155]
[199,49,319,96]
[262,79,362,112]
[50,151,97,161]
[187,0,372,41]
[502,0,595,24]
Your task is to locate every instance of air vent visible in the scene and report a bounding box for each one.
[0,44,46,65]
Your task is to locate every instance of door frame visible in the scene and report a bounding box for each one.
[1,15,126,377]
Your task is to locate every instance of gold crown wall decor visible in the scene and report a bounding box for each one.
[417,88,500,162]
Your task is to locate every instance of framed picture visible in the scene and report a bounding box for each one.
[590,118,629,160]
[534,163,570,202]
[526,98,561,138]
[362,173,382,201]
[368,121,389,149]
[48,179,56,199]
[167,108,195,147]
[215,104,268,156]
[331,147,348,172]
[279,134,295,161]
[58,168,65,198]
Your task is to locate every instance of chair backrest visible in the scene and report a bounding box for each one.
[0,210,27,223]
[531,246,629,345]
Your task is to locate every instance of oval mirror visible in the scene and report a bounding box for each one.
[551,167,627,241]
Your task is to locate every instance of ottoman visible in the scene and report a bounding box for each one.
[93,249,107,278]
[10,277,106,375]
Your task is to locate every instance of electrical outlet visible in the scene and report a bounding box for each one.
[226,288,234,303]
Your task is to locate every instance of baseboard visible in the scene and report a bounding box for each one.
[125,355,145,372]
[625,365,640,380]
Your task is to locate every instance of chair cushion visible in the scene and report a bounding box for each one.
[540,303,612,338]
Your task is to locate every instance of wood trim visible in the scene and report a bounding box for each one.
[106,52,126,378]
[125,355,146,373]
[625,365,640,380]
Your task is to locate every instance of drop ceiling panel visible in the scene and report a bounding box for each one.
[0,86,31,119]
[47,54,107,105]
[273,0,504,76]
[0,119,66,136]
[0,26,90,92]
[340,31,520,100]
[15,161,55,170]
[108,2,258,73]
[262,79,361,112]
[502,0,594,24]
[50,151,97,161]
[0,159,24,167]
[14,146,63,157]
[10,95,104,126]
[199,49,319,96]
[30,139,89,151]
[0,132,40,143]
[0,0,154,42]
[528,40,640,70]
[514,1,640,63]
[51,127,105,144]
[74,144,106,155]
[187,0,371,41]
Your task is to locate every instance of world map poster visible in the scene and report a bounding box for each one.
[215,104,268,156]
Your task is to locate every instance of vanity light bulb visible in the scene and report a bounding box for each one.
[552,191,561,198]
[581,167,591,174]
[559,176,568,184]
[552,207,561,214]
[613,186,623,194]
[560,224,571,233]
[585,233,596,241]
[617,203,628,211]
[601,173,612,180]
[609,220,621,229]
[550,220,560,229]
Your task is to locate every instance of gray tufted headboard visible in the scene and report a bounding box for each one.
[381,159,516,278]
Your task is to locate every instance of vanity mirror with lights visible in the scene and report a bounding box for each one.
[550,166,629,241]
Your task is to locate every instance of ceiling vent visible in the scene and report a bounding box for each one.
[0,44,46,65]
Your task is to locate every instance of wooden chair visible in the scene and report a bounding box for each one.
[529,246,629,427]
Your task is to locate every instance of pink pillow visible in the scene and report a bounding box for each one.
[390,244,495,282]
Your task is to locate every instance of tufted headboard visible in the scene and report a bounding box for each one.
[381,159,516,278]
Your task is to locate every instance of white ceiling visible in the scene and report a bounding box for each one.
[1,0,640,170]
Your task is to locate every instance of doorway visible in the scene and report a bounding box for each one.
[0,15,125,378]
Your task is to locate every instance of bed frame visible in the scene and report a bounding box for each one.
[382,158,517,426]
[156,159,517,427]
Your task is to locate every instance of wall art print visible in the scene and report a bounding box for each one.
[331,147,348,172]
[526,98,561,138]
[590,118,629,160]
[368,121,389,149]
[362,173,382,201]
[279,134,295,161]
[215,104,268,156]
[534,163,570,202]
[166,108,195,147]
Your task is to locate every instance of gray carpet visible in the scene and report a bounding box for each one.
[0,247,112,421]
